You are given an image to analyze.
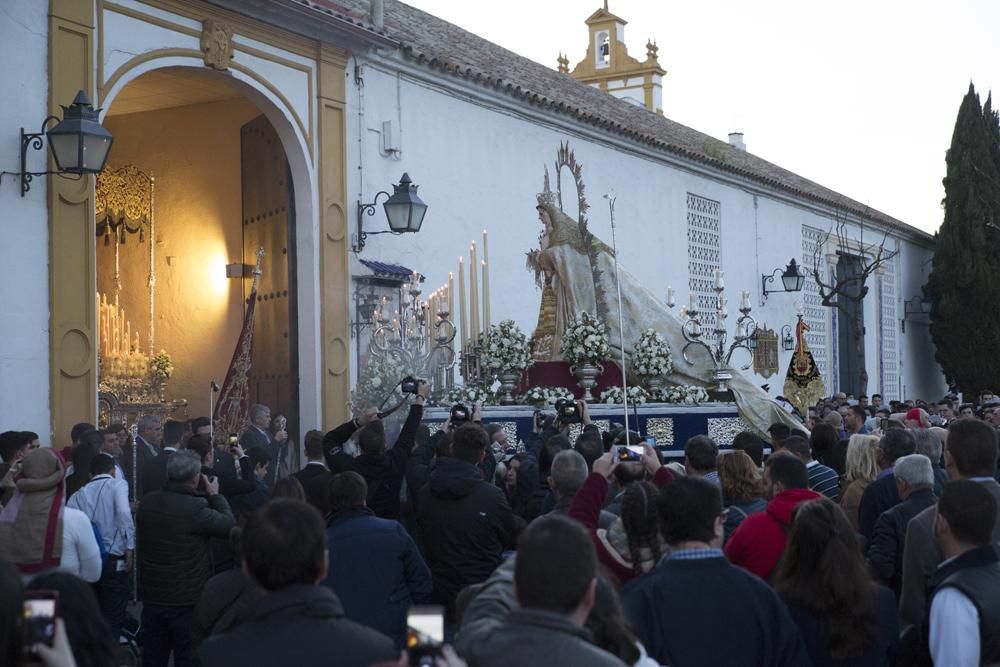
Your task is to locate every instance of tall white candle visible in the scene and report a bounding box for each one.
[666,285,674,308]
[470,242,479,344]
[458,258,467,350]
[482,259,490,331]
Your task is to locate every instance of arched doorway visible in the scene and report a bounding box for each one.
[96,65,307,445]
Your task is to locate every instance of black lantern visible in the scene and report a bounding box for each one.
[781,325,795,351]
[762,258,806,304]
[355,173,428,252]
[3,90,114,196]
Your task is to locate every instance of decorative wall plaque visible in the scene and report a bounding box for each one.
[201,19,234,71]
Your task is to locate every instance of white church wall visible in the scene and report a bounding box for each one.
[0,2,51,437]
[347,55,939,401]
[898,239,945,400]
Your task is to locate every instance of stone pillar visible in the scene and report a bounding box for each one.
[48,0,97,443]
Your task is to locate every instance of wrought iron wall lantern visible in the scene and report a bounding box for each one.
[354,173,428,252]
[781,324,795,351]
[901,295,931,333]
[1,91,114,196]
[761,258,806,304]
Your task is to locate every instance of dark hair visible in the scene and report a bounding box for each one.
[765,452,809,490]
[611,461,645,487]
[70,422,96,444]
[67,432,103,496]
[0,431,30,463]
[772,500,875,660]
[415,424,431,448]
[809,423,839,462]
[879,429,916,463]
[243,499,326,590]
[246,446,270,470]
[938,480,997,546]
[162,419,186,446]
[781,435,811,461]
[0,560,23,666]
[871,393,882,400]
[328,471,367,516]
[574,431,604,469]
[540,434,571,472]
[620,482,663,575]
[185,434,213,463]
[89,453,116,477]
[357,421,386,456]
[848,405,867,420]
[304,430,325,460]
[451,424,489,464]
[732,431,764,467]
[27,572,118,667]
[270,477,305,501]
[514,515,596,614]
[434,431,453,459]
[684,436,718,473]
[189,416,211,433]
[585,575,641,665]
[947,418,999,477]
[657,477,722,545]
[767,422,790,444]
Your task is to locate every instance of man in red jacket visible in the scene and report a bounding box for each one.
[724,451,821,581]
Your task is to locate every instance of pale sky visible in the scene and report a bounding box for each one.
[404,0,1000,234]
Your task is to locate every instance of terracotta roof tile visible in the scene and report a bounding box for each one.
[314,0,930,241]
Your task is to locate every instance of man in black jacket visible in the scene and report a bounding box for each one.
[416,423,522,627]
[323,382,428,520]
[137,450,235,667]
[293,430,333,516]
[868,453,936,598]
[858,428,916,543]
[198,499,397,667]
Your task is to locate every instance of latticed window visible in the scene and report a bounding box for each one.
[687,194,721,336]
[801,226,830,387]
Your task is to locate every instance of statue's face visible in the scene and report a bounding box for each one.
[537,207,551,227]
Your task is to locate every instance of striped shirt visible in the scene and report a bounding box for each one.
[667,547,725,562]
[806,460,840,502]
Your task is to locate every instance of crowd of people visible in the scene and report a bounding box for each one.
[1,384,999,666]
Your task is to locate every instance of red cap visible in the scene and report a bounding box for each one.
[905,408,923,422]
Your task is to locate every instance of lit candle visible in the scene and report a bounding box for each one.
[666,285,674,308]
[470,242,479,344]
[679,305,688,320]
[688,291,697,312]
[458,258,468,350]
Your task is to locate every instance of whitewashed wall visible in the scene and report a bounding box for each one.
[0,2,51,437]
[348,53,945,401]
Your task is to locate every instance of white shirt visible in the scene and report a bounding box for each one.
[930,586,980,667]
[23,507,103,584]
[67,474,135,556]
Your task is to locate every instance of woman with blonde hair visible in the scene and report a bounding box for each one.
[717,451,767,543]
[840,434,880,531]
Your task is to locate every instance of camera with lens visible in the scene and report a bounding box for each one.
[554,398,582,424]
[450,403,470,426]
[400,376,422,394]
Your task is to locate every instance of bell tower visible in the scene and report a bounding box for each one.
[560,2,666,115]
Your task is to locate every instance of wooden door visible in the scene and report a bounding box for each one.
[241,114,299,437]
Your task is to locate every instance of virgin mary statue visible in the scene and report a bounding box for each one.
[527,192,802,438]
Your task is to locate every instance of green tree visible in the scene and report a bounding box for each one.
[925,83,1000,394]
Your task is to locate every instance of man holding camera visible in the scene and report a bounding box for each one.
[321,378,430,521]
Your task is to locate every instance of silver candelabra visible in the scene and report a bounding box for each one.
[671,274,758,392]
[369,278,457,399]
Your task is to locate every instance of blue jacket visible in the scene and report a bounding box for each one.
[322,508,432,647]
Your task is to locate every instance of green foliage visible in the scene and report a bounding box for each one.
[925,83,1000,393]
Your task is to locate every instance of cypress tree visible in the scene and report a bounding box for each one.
[925,83,1000,394]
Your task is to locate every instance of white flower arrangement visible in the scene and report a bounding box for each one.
[599,385,649,405]
[655,385,710,404]
[352,353,408,409]
[631,328,673,377]
[519,385,575,406]
[561,312,611,365]
[445,385,498,406]
[481,320,534,371]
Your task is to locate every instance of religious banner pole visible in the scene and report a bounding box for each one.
[605,193,631,444]
[212,247,265,443]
